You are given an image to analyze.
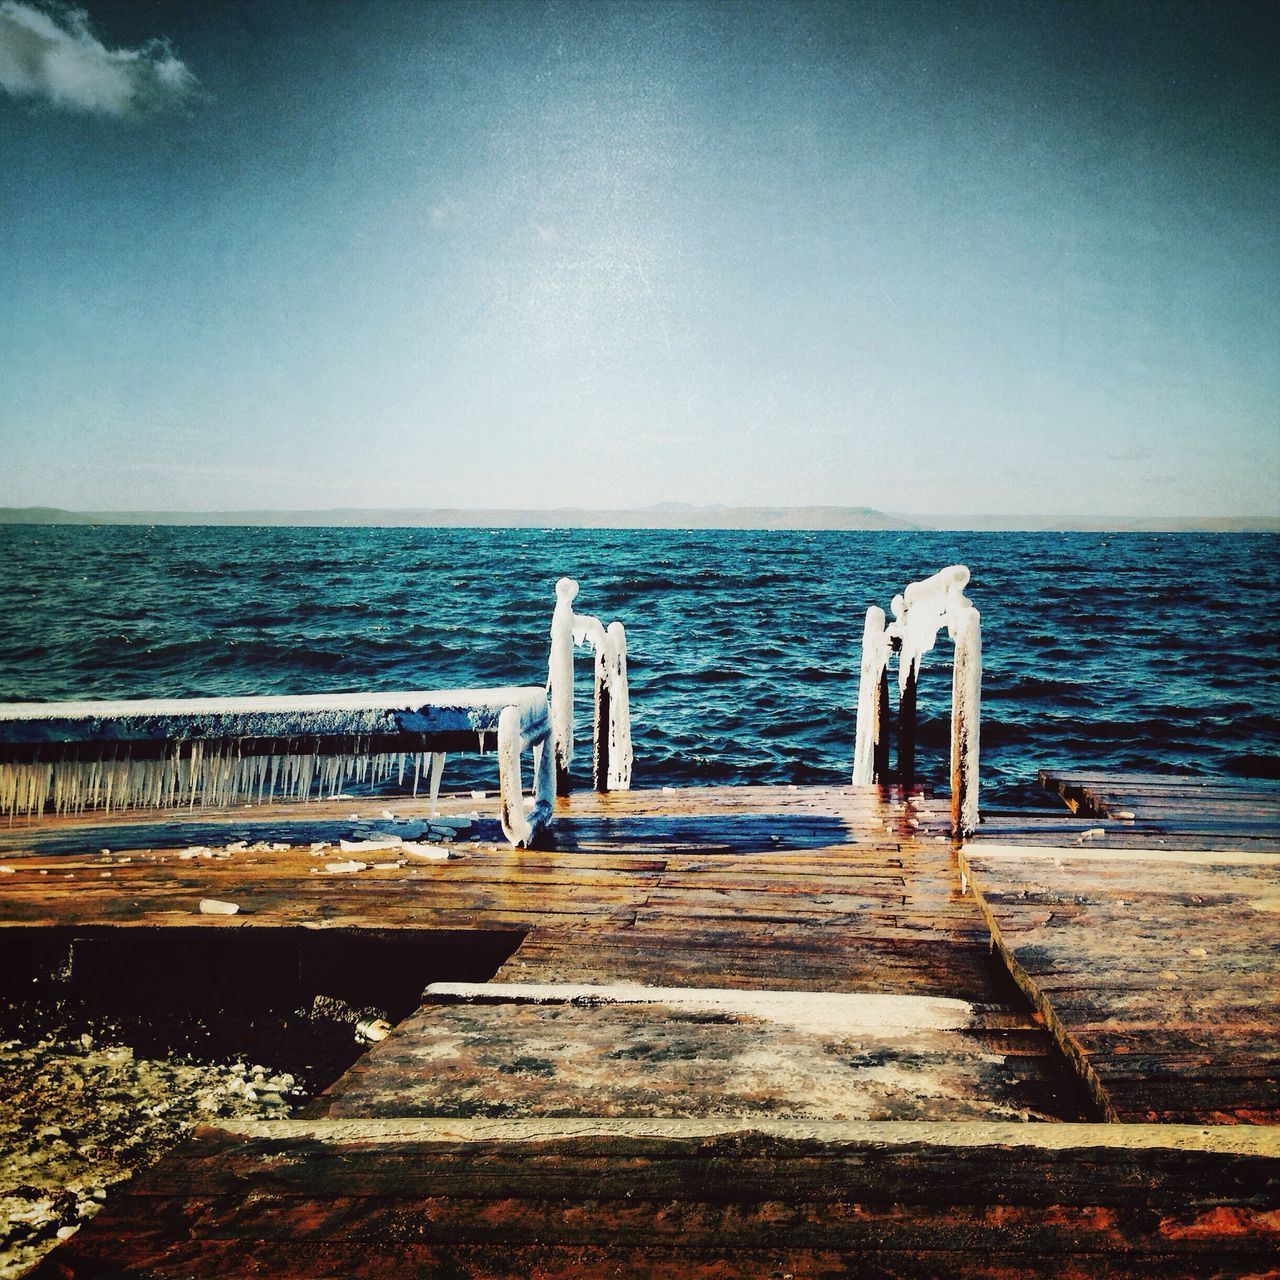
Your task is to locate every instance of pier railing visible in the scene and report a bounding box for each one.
[547,577,633,795]
[852,565,981,837]
[0,578,632,846]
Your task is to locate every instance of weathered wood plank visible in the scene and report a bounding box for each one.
[35,1121,1280,1278]
[37,1242,1280,1280]
[963,819,1280,1124]
[315,986,1063,1123]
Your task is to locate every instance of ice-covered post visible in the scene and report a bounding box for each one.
[898,662,918,790]
[546,578,633,795]
[497,704,555,847]
[949,603,981,838]
[851,606,888,785]
[851,566,981,834]
[592,620,631,792]
[548,578,578,796]
[575,614,631,793]
[875,665,892,782]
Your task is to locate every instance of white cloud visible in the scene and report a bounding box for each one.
[0,0,197,116]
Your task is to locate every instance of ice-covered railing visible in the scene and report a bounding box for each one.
[0,580,637,847]
[851,565,981,837]
[547,577,632,794]
[0,688,556,847]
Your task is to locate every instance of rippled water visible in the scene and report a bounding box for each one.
[0,526,1276,807]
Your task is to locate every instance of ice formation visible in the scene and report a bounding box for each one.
[497,705,555,847]
[198,898,239,915]
[548,578,578,781]
[894,565,974,696]
[1,740,444,820]
[0,687,552,825]
[0,576,627,848]
[850,565,982,836]
[547,577,633,792]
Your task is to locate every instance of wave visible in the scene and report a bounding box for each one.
[0,526,1276,798]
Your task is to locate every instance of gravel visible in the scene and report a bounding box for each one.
[0,993,383,1278]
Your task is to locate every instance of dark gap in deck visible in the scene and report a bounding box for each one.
[975,924,1101,1122]
[0,926,526,1100]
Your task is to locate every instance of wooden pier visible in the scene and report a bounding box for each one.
[3,773,1277,1278]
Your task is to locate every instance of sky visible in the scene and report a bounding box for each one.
[1,0,1277,517]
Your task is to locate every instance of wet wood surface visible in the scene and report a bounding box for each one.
[9,776,1279,1276]
[1037,769,1280,847]
[964,772,1280,1126]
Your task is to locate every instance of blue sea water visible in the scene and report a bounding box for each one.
[0,526,1276,808]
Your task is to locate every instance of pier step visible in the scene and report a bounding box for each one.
[962,840,1280,1124]
[35,1119,1280,1279]
[314,982,1071,1124]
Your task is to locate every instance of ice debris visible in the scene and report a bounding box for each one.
[198,898,240,915]
[401,843,454,861]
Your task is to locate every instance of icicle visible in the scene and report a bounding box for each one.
[429,752,446,815]
[1,724,511,819]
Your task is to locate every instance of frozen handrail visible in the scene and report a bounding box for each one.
[547,578,632,795]
[0,687,556,848]
[851,565,981,837]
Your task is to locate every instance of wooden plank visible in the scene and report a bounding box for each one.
[1041,770,1280,793]
[35,1121,1280,1278]
[314,985,1064,1124]
[963,831,1280,1124]
[966,843,1280,866]
[495,929,1006,1000]
[35,1243,1280,1280]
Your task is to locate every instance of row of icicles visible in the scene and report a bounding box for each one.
[0,738,468,820]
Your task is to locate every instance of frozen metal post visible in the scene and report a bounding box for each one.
[851,566,982,836]
[546,578,633,796]
[950,604,982,838]
[851,606,888,785]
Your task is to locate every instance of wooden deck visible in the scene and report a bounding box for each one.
[964,770,1280,1127]
[4,775,1277,1277]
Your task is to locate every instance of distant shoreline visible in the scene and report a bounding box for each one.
[0,506,1276,534]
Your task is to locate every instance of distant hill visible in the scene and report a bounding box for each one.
[0,506,1276,532]
[0,504,918,530]
[924,514,1280,533]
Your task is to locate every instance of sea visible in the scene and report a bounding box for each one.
[0,526,1276,809]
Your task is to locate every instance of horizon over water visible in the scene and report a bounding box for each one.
[0,526,1276,809]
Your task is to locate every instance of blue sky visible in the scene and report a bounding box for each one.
[2,0,1277,516]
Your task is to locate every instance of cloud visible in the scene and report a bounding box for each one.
[0,0,197,116]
